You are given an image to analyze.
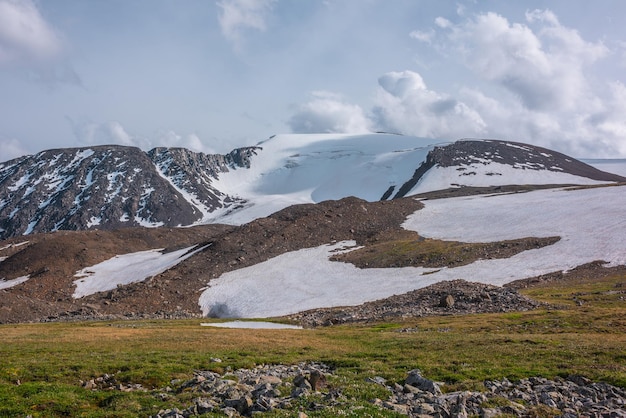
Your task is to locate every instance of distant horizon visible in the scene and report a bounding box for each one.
[5,133,626,163]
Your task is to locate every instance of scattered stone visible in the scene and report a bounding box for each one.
[405,369,442,395]
[85,362,625,417]
[369,371,626,417]
[139,363,626,418]
[440,294,455,308]
[150,362,332,418]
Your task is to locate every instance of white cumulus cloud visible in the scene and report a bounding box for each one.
[0,0,62,65]
[0,0,80,86]
[69,119,150,149]
[444,10,608,112]
[288,91,372,134]
[289,9,624,157]
[372,71,487,138]
[68,118,218,154]
[0,138,30,162]
[155,130,217,154]
[428,9,622,156]
[409,29,434,43]
[217,0,276,49]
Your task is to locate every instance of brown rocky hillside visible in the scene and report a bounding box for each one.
[1,191,623,325]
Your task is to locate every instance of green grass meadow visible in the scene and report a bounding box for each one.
[1,272,624,417]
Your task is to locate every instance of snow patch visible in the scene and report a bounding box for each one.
[134,187,164,227]
[87,216,101,227]
[23,219,39,235]
[8,207,19,219]
[106,171,125,195]
[8,173,33,191]
[73,244,210,298]
[0,275,29,290]
[0,241,30,251]
[505,143,532,151]
[68,149,95,169]
[409,162,604,194]
[200,321,303,329]
[199,241,439,318]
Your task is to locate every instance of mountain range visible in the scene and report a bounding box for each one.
[1,134,622,240]
[1,134,625,323]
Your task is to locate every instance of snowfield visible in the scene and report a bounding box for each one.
[207,133,445,224]
[199,185,626,318]
[200,321,303,329]
[408,162,604,194]
[198,241,440,318]
[204,134,611,225]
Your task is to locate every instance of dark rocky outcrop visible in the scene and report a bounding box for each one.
[393,139,626,198]
[0,145,258,239]
[286,280,545,327]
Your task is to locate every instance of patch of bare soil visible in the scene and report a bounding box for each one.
[505,261,626,290]
[329,230,559,269]
[0,225,233,323]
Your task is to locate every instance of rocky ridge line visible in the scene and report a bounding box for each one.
[393,139,626,199]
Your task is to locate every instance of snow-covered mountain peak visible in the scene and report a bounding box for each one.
[0,134,623,239]
[208,133,449,223]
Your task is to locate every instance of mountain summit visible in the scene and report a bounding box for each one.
[0,134,623,239]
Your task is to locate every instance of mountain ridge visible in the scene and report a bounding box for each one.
[1,134,623,240]
[1,134,626,323]
[0,144,258,239]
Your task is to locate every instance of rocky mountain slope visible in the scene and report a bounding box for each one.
[1,134,626,324]
[2,185,626,324]
[0,145,256,239]
[0,197,423,323]
[1,134,622,240]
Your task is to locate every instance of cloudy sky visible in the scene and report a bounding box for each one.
[1,0,625,161]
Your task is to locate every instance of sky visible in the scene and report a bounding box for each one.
[1,0,626,162]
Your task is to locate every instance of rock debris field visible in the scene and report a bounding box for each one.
[80,362,626,417]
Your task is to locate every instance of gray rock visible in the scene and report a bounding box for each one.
[405,369,442,395]
[440,294,455,308]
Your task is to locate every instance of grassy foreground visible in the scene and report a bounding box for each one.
[1,273,624,417]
